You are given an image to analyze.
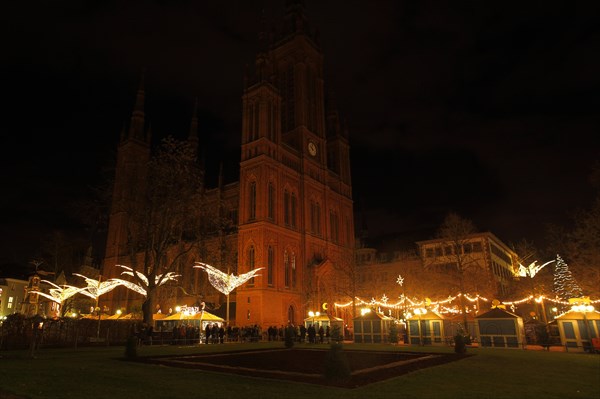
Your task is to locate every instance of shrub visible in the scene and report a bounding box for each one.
[389,323,399,344]
[331,324,343,343]
[454,333,467,354]
[323,343,351,383]
[125,336,138,359]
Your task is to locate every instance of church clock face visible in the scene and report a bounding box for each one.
[308,141,317,157]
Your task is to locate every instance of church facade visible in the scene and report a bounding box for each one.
[101,2,355,329]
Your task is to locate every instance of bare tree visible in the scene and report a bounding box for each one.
[433,212,490,332]
[120,136,205,324]
[330,252,360,320]
[566,197,600,297]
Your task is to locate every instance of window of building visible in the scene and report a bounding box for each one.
[473,241,482,252]
[284,251,290,288]
[329,210,339,243]
[267,246,274,286]
[310,201,321,235]
[425,248,434,258]
[291,193,297,228]
[434,247,442,257]
[8,296,13,309]
[291,252,296,288]
[284,190,290,225]
[444,246,453,255]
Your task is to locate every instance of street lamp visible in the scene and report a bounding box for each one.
[308,310,320,326]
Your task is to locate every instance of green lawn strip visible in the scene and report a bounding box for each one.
[0,343,598,399]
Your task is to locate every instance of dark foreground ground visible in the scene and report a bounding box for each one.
[140,347,468,388]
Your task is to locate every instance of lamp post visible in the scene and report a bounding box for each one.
[308,311,320,327]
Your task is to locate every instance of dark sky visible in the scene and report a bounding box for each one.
[2,0,599,269]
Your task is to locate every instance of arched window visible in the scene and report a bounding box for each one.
[291,252,296,288]
[310,201,321,235]
[284,250,290,288]
[267,245,274,286]
[284,189,290,225]
[291,193,297,228]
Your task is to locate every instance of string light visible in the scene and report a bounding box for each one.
[334,292,598,319]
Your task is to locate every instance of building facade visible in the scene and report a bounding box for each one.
[101,1,355,329]
[417,232,518,297]
[0,277,29,319]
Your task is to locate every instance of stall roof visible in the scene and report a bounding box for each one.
[303,314,343,323]
[555,310,600,321]
[162,311,223,321]
[476,307,521,319]
[353,310,394,321]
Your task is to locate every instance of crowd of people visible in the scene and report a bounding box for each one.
[267,323,332,343]
[136,321,345,345]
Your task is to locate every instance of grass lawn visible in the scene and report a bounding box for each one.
[0,342,598,399]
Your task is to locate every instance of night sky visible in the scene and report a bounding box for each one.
[2,0,599,270]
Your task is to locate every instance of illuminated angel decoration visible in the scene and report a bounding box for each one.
[516,260,554,278]
[110,265,181,297]
[73,273,123,300]
[30,280,86,304]
[193,262,264,295]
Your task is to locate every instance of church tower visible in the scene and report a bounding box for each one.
[236,1,355,327]
[101,73,152,309]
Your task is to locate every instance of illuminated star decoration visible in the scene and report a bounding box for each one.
[111,265,181,297]
[396,275,404,286]
[30,280,86,304]
[73,273,123,300]
[381,294,389,304]
[193,262,264,295]
[516,260,555,278]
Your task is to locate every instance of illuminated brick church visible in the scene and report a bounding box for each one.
[101,1,355,328]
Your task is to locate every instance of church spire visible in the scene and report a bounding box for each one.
[127,69,146,142]
[282,0,309,37]
[188,97,199,155]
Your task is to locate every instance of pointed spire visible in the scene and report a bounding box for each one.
[258,8,268,49]
[128,69,146,141]
[188,98,199,153]
[218,161,224,190]
[283,0,308,35]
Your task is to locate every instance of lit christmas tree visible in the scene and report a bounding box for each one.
[553,254,583,300]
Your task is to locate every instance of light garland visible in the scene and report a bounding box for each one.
[334,292,599,319]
